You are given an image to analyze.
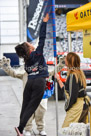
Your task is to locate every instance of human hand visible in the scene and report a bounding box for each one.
[56,73,64,88]
[43,13,49,22]
[56,73,60,81]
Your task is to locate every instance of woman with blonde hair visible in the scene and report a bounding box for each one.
[56,52,90,128]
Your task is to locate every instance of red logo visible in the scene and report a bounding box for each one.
[74,12,78,19]
[32,67,38,72]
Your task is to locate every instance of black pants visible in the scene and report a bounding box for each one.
[18,77,46,133]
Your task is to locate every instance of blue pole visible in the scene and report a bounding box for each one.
[51,1,59,136]
[52,0,57,58]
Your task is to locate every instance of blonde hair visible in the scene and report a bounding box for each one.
[66,52,86,89]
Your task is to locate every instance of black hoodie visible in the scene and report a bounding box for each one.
[25,22,49,79]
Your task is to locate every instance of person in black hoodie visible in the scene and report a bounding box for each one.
[15,13,49,136]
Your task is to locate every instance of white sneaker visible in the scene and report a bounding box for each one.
[23,130,31,136]
[39,130,47,136]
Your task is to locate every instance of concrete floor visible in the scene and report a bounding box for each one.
[0,76,66,136]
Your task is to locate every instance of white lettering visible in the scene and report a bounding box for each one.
[29,71,39,75]
[34,11,44,36]
[28,0,44,30]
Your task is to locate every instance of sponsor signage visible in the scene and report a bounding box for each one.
[27,0,52,42]
[27,0,45,41]
[66,2,91,31]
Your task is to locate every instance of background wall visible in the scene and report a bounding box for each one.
[0,0,19,58]
[0,0,19,44]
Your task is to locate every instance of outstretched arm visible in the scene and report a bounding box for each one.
[36,14,49,54]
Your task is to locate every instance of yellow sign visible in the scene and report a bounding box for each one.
[66,2,91,31]
[83,29,91,58]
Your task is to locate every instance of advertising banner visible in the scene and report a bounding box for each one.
[66,2,91,31]
[27,0,52,42]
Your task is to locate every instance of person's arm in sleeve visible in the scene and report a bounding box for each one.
[65,74,79,111]
[36,14,49,54]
